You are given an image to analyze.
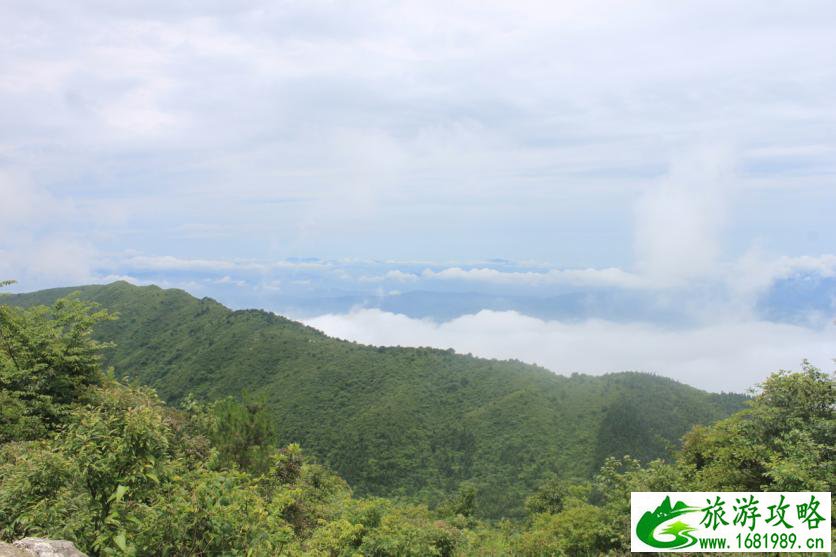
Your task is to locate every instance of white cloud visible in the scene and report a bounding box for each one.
[359,269,421,283]
[0,170,75,230]
[305,309,835,392]
[122,255,238,271]
[422,266,646,288]
[117,255,330,273]
[715,252,836,314]
[633,146,735,285]
[353,252,836,300]
[748,254,836,281]
[0,171,97,286]
[214,275,247,287]
[270,260,331,270]
[1,0,835,393]
[95,274,146,285]
[1,0,834,261]
[22,240,97,283]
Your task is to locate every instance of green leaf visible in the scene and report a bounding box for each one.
[114,532,127,552]
[109,484,129,503]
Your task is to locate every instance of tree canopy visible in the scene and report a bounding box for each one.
[1,288,831,555]
[4,282,746,518]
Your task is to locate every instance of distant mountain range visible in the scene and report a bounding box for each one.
[4,282,747,517]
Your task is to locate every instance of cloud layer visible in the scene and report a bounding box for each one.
[2,0,836,270]
[306,309,834,392]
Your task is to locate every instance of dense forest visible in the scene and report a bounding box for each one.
[4,282,745,519]
[1,284,833,555]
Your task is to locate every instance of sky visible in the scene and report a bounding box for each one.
[1,0,834,391]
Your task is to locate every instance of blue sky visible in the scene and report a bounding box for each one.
[1,1,834,391]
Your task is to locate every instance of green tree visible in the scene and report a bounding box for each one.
[515,502,609,557]
[438,482,477,520]
[207,395,277,475]
[0,295,295,555]
[0,295,115,441]
[358,504,461,557]
[680,361,835,492]
[524,474,567,516]
[4,282,747,518]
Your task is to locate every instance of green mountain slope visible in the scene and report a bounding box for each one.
[3,282,746,517]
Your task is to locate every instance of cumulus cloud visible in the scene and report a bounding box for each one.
[306,309,835,392]
[633,146,735,285]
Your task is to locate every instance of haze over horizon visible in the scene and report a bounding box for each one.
[2,1,834,392]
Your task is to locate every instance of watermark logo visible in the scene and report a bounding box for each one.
[631,492,831,553]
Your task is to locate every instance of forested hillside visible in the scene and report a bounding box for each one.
[4,282,745,518]
[1,286,832,556]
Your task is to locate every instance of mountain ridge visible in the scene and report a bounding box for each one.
[3,281,747,517]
